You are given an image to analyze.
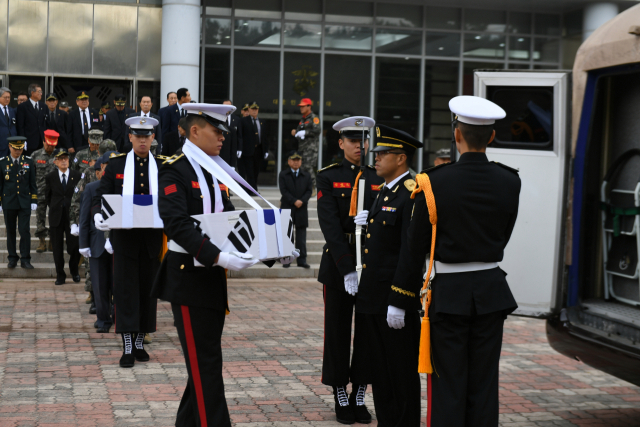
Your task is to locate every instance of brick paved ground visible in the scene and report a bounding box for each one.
[0,278,639,427]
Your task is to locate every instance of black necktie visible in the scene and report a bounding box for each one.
[62,173,67,192]
[50,111,55,123]
[181,109,185,118]
[252,118,260,144]
[33,103,37,112]
[13,159,17,167]
[82,110,89,135]
[3,107,8,122]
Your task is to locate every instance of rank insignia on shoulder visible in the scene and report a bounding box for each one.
[318,163,339,173]
[404,179,416,192]
[163,153,185,165]
[382,206,396,212]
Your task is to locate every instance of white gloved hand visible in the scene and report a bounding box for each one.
[295,130,305,140]
[104,238,113,254]
[237,151,242,159]
[344,271,358,296]
[278,249,300,265]
[94,213,109,231]
[387,305,406,329]
[0,206,3,213]
[215,251,259,271]
[70,224,79,236]
[354,210,369,226]
[264,152,269,160]
[79,247,91,258]
[30,203,37,211]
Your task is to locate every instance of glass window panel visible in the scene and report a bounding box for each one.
[325,26,373,51]
[424,61,459,168]
[376,3,423,28]
[535,14,561,36]
[426,7,460,30]
[322,55,371,167]
[139,0,162,4]
[425,32,460,57]
[0,0,6,71]
[326,0,374,25]
[284,0,322,21]
[48,2,92,75]
[534,38,559,62]
[463,34,505,59]
[203,49,230,104]
[138,7,162,79]
[463,62,503,95]
[205,18,231,45]
[8,0,47,72]
[375,57,421,164]
[509,36,530,60]
[235,0,281,19]
[283,23,321,49]
[508,63,531,69]
[509,12,531,34]
[234,20,281,47]
[94,5,137,76]
[204,0,231,6]
[206,7,232,16]
[233,50,280,186]
[375,29,422,55]
[464,9,506,32]
[564,9,583,37]
[534,64,559,69]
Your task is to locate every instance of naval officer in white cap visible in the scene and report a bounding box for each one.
[393,95,521,426]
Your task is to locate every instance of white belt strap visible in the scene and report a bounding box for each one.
[435,261,498,274]
[168,240,188,254]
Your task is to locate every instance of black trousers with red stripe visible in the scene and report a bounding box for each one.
[171,303,231,427]
[321,284,370,387]
[427,311,504,427]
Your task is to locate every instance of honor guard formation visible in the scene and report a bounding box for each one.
[0,79,522,426]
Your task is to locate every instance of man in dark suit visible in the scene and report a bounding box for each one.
[122,95,162,153]
[79,155,112,333]
[279,151,312,268]
[70,91,102,155]
[45,148,81,285]
[103,94,136,152]
[160,117,186,157]
[160,88,190,137]
[44,93,70,149]
[239,102,268,189]
[16,83,46,156]
[0,87,17,158]
[157,91,177,130]
[220,100,242,168]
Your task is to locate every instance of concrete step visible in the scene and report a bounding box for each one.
[0,250,79,263]
[0,263,86,278]
[228,263,319,279]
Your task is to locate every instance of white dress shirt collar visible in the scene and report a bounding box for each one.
[141,111,150,117]
[30,99,38,109]
[58,169,69,182]
[384,170,410,190]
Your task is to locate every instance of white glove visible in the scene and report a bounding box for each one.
[104,238,113,254]
[344,271,358,296]
[0,206,3,213]
[79,247,91,258]
[30,203,37,211]
[215,251,259,271]
[264,152,269,160]
[295,130,305,140]
[354,210,369,226]
[387,305,406,329]
[70,224,79,236]
[237,151,242,159]
[278,249,300,265]
[94,213,109,231]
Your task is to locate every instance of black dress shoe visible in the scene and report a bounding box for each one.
[335,405,355,425]
[297,262,311,269]
[97,325,111,333]
[7,260,17,268]
[349,388,372,424]
[119,352,135,368]
[72,275,81,283]
[134,348,150,362]
[20,261,34,269]
[283,263,290,268]
[89,302,96,314]
[94,321,99,328]
[55,278,65,286]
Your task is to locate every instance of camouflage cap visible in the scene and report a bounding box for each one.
[151,139,158,147]
[99,139,117,155]
[88,129,103,144]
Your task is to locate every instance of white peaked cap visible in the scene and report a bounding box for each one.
[125,116,159,130]
[449,96,506,125]
[182,103,236,122]
[332,116,376,132]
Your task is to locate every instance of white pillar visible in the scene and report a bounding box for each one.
[583,3,618,41]
[161,0,201,108]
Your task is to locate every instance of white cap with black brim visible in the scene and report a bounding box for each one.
[182,103,236,133]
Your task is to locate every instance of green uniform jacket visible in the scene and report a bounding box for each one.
[0,155,37,210]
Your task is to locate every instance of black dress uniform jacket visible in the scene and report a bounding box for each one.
[70,108,102,152]
[317,160,384,289]
[151,151,234,311]
[44,109,71,149]
[0,154,37,210]
[279,168,312,228]
[392,152,520,317]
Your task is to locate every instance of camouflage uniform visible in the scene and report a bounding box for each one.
[31,147,57,243]
[150,139,158,156]
[72,130,102,173]
[295,111,321,189]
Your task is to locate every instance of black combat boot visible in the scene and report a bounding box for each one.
[134,333,150,362]
[119,333,135,368]
[349,384,372,424]
[333,385,355,424]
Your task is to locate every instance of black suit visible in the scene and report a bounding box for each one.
[220,115,242,168]
[45,168,81,280]
[160,131,184,157]
[92,153,163,334]
[70,108,102,152]
[16,100,46,155]
[279,168,312,264]
[240,116,268,189]
[160,103,184,137]
[123,112,162,153]
[393,152,521,426]
[103,107,136,152]
[44,108,71,149]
